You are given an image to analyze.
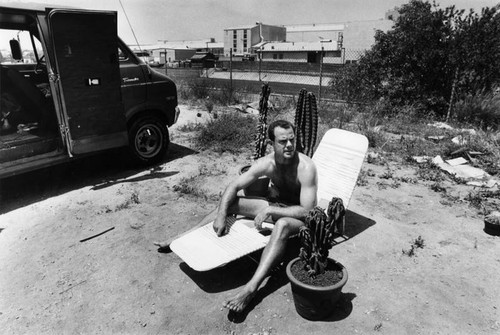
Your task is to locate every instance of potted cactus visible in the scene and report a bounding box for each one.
[286,198,348,320]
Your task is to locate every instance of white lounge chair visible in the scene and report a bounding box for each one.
[170,128,369,271]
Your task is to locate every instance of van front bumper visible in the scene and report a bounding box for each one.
[173,106,180,125]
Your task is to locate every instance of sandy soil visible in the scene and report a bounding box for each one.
[1,105,499,335]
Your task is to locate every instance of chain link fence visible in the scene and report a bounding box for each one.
[154,49,365,102]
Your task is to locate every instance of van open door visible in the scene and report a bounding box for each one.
[47,9,128,155]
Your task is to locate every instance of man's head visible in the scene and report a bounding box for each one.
[268,120,296,162]
[267,120,295,142]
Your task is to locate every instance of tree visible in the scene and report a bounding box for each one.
[332,0,500,117]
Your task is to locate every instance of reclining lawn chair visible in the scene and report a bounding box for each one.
[170,128,369,271]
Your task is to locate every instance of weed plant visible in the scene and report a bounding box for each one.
[196,112,257,154]
[177,121,205,132]
[173,176,207,199]
[402,236,425,257]
[356,169,374,186]
[415,161,445,183]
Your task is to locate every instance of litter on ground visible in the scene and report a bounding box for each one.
[413,155,499,188]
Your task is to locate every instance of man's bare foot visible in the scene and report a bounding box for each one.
[223,287,256,313]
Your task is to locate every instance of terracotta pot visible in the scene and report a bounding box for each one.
[239,165,270,197]
[286,257,348,321]
[484,211,500,236]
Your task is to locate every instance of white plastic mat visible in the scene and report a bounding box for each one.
[170,129,368,271]
[170,218,270,271]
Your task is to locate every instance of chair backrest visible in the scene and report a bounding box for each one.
[312,128,368,209]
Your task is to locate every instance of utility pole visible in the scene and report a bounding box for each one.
[318,46,324,104]
[256,21,263,81]
[230,48,233,93]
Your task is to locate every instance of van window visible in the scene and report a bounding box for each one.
[118,45,128,61]
[0,30,44,64]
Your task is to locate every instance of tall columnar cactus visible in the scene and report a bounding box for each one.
[294,89,307,153]
[294,89,318,157]
[298,198,345,277]
[253,83,271,160]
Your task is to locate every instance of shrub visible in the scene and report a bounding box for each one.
[210,83,240,105]
[196,112,257,154]
[363,128,387,148]
[452,91,500,130]
[204,98,214,113]
[177,82,191,101]
[319,103,357,129]
[190,79,211,99]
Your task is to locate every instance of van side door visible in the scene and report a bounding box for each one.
[47,9,128,155]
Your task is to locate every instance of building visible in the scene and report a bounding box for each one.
[220,18,394,65]
[284,20,394,62]
[223,23,286,58]
[285,23,344,44]
[257,41,341,64]
[130,39,223,65]
[341,20,394,51]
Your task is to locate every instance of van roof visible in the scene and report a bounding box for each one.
[0,2,78,13]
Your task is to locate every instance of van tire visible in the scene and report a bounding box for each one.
[128,115,169,165]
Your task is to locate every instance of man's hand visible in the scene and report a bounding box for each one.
[254,207,271,230]
[213,215,228,237]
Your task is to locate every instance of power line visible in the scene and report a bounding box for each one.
[118,0,141,50]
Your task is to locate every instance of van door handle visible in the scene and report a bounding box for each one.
[122,77,139,83]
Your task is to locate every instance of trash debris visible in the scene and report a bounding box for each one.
[467,179,499,188]
[79,227,115,242]
[412,156,432,163]
[445,157,468,166]
[428,135,446,141]
[452,135,468,145]
[232,100,274,115]
[413,155,496,186]
[428,122,453,130]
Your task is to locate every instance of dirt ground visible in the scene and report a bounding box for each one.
[1,105,499,335]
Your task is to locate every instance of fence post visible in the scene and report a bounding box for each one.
[259,49,262,81]
[229,48,233,94]
[164,48,167,76]
[318,46,324,104]
[446,68,459,122]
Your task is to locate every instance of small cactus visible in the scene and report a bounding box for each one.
[298,198,345,277]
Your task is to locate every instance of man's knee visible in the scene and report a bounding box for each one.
[274,217,301,238]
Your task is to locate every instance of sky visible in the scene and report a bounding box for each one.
[1,0,499,48]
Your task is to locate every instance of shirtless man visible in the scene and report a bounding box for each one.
[155,119,318,312]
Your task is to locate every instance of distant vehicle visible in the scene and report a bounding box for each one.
[0,3,180,179]
[133,51,154,64]
[242,54,257,61]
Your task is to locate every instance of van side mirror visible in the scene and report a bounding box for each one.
[9,39,22,61]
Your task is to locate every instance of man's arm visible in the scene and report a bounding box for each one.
[254,159,318,227]
[213,158,270,236]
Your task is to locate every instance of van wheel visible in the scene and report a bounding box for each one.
[128,116,169,164]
